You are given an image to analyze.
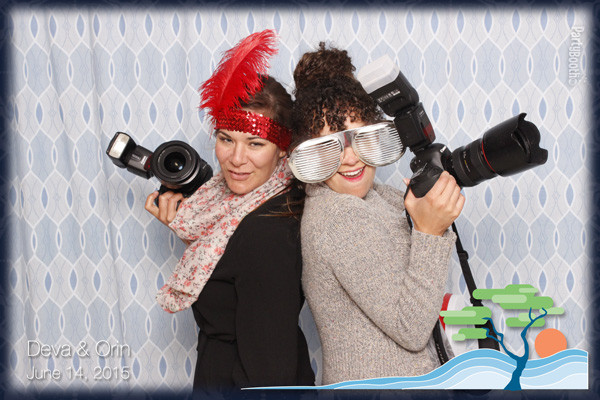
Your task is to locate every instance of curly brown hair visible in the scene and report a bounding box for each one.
[293,42,356,91]
[292,43,383,146]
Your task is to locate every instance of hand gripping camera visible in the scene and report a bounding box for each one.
[357,55,548,197]
[106,132,213,201]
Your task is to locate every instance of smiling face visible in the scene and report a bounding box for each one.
[320,118,376,198]
[215,128,285,195]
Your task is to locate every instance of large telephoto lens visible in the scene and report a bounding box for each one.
[151,141,213,196]
[450,113,548,187]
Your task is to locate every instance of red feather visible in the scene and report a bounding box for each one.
[200,29,279,125]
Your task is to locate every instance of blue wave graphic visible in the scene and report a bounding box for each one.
[252,349,588,390]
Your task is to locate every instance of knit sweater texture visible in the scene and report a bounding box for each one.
[301,182,457,384]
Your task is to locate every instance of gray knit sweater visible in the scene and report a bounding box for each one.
[301,182,457,384]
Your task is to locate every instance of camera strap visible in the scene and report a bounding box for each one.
[405,211,499,366]
[450,222,500,353]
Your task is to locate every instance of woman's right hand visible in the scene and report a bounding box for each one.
[403,171,465,236]
[144,190,184,227]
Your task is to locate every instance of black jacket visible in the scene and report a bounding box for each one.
[191,186,314,392]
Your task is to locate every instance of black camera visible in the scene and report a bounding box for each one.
[357,56,548,197]
[106,132,213,200]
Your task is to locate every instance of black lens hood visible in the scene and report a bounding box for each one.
[481,113,548,177]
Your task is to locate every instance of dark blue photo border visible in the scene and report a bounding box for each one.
[0,0,598,399]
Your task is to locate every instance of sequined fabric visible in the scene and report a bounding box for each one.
[215,108,292,151]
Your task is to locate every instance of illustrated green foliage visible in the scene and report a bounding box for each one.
[506,308,565,327]
[441,284,565,341]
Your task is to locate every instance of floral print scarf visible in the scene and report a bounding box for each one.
[156,158,293,313]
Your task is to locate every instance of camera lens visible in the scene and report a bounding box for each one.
[450,113,547,188]
[450,138,497,187]
[164,152,186,173]
[152,142,195,186]
[150,140,213,196]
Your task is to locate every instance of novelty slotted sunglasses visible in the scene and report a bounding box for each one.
[289,121,405,183]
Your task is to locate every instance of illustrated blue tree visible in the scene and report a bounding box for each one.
[439,284,565,390]
[484,307,547,390]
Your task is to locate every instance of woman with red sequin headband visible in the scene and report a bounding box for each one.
[144,30,314,393]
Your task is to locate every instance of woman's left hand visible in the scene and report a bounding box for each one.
[403,171,465,236]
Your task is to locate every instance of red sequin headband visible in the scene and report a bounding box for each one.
[214,108,292,151]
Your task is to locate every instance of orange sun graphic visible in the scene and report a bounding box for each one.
[534,328,567,358]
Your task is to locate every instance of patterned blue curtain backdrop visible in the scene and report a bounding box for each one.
[7,5,591,392]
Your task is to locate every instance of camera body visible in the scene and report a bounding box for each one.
[106,132,213,199]
[357,55,548,197]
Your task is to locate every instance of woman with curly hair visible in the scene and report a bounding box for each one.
[292,43,464,384]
